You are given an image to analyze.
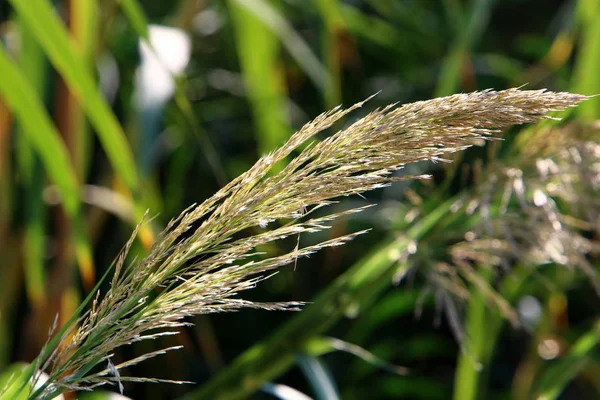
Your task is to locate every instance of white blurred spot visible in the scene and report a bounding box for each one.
[193,9,222,36]
[262,382,313,400]
[404,208,419,223]
[533,189,547,207]
[538,338,560,360]
[466,199,479,215]
[517,295,542,329]
[136,25,192,109]
[32,371,64,400]
[107,394,134,400]
[407,240,417,255]
[258,218,270,228]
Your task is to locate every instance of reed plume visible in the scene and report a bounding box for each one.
[405,121,600,343]
[23,88,587,398]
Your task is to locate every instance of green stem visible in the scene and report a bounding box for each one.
[453,268,494,400]
[435,0,492,97]
[453,264,533,400]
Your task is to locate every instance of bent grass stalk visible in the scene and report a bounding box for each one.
[5,88,586,399]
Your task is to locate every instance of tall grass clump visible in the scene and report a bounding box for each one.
[2,88,587,399]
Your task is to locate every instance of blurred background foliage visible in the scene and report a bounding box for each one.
[0,0,599,399]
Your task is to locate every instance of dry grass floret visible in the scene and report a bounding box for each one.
[405,122,600,343]
[25,88,587,398]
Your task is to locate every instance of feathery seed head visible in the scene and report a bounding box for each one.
[32,89,587,396]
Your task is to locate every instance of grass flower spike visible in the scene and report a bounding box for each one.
[24,88,587,398]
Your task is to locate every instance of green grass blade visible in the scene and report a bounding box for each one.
[229,0,290,154]
[346,290,421,345]
[22,164,47,307]
[71,0,97,182]
[339,4,404,52]
[452,268,493,400]
[231,0,329,91]
[435,0,492,97]
[572,0,600,119]
[0,363,31,400]
[453,261,538,400]
[442,0,464,31]
[296,354,341,400]
[0,44,79,215]
[70,0,99,286]
[315,0,343,109]
[1,32,94,301]
[17,17,49,309]
[9,0,139,192]
[117,0,149,40]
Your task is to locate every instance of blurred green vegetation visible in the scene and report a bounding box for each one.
[0,0,599,399]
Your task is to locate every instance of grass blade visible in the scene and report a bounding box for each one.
[452,268,492,400]
[231,0,329,91]
[572,0,600,119]
[1,31,95,322]
[315,0,343,109]
[118,0,149,40]
[0,44,79,215]
[296,354,340,400]
[435,0,492,96]
[70,0,97,181]
[9,0,139,192]
[16,17,49,309]
[339,4,404,53]
[229,0,291,154]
